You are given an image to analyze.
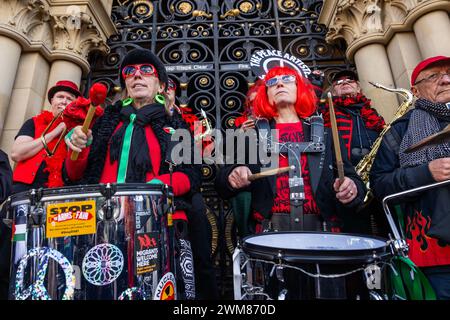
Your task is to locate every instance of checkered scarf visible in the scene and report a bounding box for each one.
[399,98,450,168]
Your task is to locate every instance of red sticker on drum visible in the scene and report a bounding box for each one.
[153,272,176,300]
[135,232,159,275]
[46,200,96,238]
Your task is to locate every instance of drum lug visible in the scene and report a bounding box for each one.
[29,188,43,206]
[278,288,288,300]
[30,206,44,226]
[275,265,285,283]
[99,183,117,200]
[100,183,117,220]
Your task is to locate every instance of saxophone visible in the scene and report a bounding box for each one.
[355,82,414,202]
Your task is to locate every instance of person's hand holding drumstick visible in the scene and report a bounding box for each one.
[228,165,293,189]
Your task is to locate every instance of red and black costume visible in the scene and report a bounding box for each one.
[216,118,366,234]
[13,111,68,193]
[320,94,385,166]
[63,100,200,215]
[13,97,103,194]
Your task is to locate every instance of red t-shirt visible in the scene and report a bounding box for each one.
[271,122,319,215]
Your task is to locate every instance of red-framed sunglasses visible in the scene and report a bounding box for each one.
[121,64,158,79]
[168,78,177,91]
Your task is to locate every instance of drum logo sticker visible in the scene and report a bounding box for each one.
[46,200,96,238]
[14,247,75,300]
[135,232,159,275]
[153,272,176,300]
[82,243,124,286]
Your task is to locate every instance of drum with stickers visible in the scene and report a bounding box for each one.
[7,183,182,300]
[233,232,392,300]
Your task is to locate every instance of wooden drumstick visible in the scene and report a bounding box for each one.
[70,83,107,160]
[248,166,294,182]
[328,92,345,184]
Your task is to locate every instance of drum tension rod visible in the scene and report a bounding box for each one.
[29,188,45,226]
[100,183,116,220]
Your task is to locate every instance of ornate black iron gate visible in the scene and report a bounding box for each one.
[86,0,351,298]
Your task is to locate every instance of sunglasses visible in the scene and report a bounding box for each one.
[265,75,296,87]
[168,79,177,91]
[122,64,158,79]
[334,78,356,85]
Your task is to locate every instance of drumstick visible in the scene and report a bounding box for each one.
[70,106,97,161]
[328,92,345,184]
[248,166,294,182]
[71,83,107,160]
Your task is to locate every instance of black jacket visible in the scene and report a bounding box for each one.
[215,118,366,230]
[0,149,12,299]
[0,150,11,203]
[370,111,450,243]
[62,101,202,213]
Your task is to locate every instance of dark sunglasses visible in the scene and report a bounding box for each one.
[265,75,296,87]
[122,64,158,79]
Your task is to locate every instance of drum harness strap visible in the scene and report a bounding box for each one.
[257,116,325,231]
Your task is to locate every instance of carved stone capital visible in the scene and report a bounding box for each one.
[319,0,450,60]
[0,0,116,73]
[50,9,108,59]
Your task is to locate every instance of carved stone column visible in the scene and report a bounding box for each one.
[0,53,50,155]
[0,0,116,154]
[413,10,450,58]
[386,32,422,88]
[0,36,22,136]
[354,43,399,120]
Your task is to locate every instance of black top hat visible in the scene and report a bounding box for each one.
[119,48,168,89]
[331,70,358,83]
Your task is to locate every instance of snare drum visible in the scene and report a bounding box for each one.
[8,183,179,300]
[233,232,392,300]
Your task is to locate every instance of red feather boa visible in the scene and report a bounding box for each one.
[322,94,385,132]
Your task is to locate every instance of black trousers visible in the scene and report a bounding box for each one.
[185,193,219,300]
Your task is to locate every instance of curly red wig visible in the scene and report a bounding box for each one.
[253,66,318,120]
[243,79,264,114]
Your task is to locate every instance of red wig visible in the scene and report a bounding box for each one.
[253,66,318,120]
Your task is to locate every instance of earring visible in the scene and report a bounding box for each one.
[122,97,133,106]
[155,93,165,105]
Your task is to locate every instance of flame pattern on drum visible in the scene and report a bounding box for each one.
[82,243,124,286]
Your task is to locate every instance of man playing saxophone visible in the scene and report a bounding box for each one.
[370,56,450,300]
[320,70,386,235]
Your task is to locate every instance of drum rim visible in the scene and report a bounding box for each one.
[9,183,173,205]
[241,231,389,261]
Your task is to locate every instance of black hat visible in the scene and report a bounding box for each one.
[331,70,358,83]
[119,48,168,89]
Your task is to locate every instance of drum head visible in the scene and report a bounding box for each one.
[242,232,389,263]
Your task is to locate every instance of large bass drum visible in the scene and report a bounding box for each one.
[7,183,181,300]
[233,232,392,300]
